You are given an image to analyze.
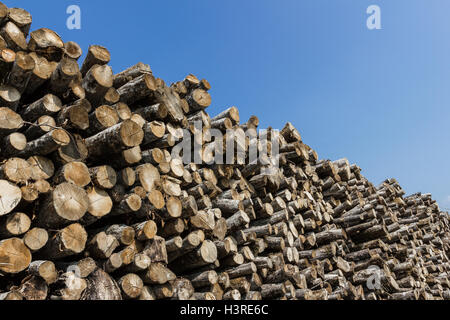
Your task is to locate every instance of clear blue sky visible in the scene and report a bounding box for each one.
[7,0,450,210]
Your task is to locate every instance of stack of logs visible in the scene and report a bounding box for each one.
[0,2,448,301]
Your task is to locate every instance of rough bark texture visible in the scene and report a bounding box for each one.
[0,1,447,302]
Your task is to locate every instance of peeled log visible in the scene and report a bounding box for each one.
[0,238,31,273]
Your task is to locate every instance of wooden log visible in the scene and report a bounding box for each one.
[22,94,62,123]
[53,161,91,187]
[81,45,111,76]
[6,51,34,93]
[82,268,122,300]
[40,223,87,259]
[49,57,79,95]
[112,102,132,121]
[0,238,31,273]
[141,262,176,285]
[0,157,32,184]
[37,182,88,228]
[17,129,71,159]
[0,180,22,217]
[186,89,212,112]
[82,64,114,107]
[23,116,55,141]
[118,273,144,299]
[23,227,48,253]
[85,120,143,158]
[0,86,20,111]
[56,257,97,278]
[118,73,157,105]
[28,260,58,284]
[28,28,64,61]
[113,62,152,89]
[0,22,27,51]
[89,165,117,189]
[87,105,120,136]
[133,220,157,241]
[87,231,119,259]
[25,52,54,95]
[64,41,83,60]
[0,212,31,238]
[171,240,217,272]
[27,155,54,180]
[17,276,48,300]
[0,48,15,81]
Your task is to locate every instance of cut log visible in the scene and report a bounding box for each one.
[64,41,83,60]
[53,161,91,187]
[113,62,152,89]
[28,260,58,284]
[28,28,64,61]
[22,94,62,123]
[23,228,48,252]
[118,74,157,105]
[81,45,111,76]
[0,180,22,217]
[118,273,143,299]
[85,120,144,158]
[37,183,89,228]
[6,51,34,93]
[0,22,27,51]
[17,129,71,159]
[0,212,31,238]
[0,238,31,273]
[41,223,88,259]
[82,64,113,106]
[50,57,79,95]
[82,268,122,300]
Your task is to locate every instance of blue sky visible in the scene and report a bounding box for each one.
[6,0,450,210]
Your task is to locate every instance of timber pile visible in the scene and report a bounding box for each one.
[0,2,449,301]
